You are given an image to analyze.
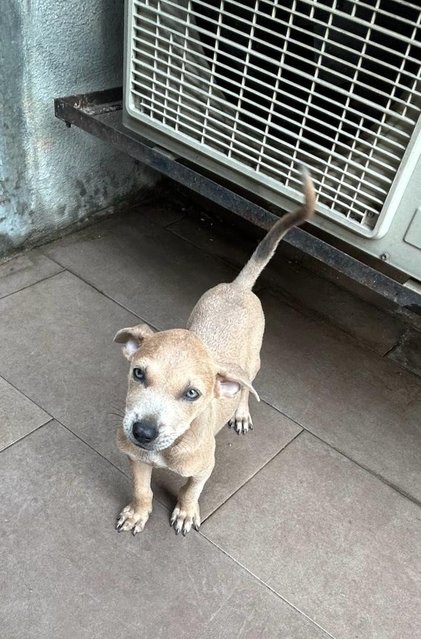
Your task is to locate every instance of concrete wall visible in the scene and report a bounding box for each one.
[0,0,155,257]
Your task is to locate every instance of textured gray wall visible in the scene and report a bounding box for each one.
[0,0,154,257]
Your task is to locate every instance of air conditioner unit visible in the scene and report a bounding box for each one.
[123,0,421,282]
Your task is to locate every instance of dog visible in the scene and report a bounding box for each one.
[114,171,315,536]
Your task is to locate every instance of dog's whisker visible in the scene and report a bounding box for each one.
[107,410,125,419]
[109,402,124,410]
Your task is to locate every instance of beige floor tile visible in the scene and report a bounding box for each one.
[203,432,421,639]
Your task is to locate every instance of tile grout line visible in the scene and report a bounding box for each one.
[382,341,399,358]
[0,374,56,454]
[165,221,266,295]
[257,284,375,353]
[0,269,65,302]
[0,418,55,454]
[165,222,247,275]
[0,372,171,514]
[56,420,131,481]
[25,195,182,259]
[59,420,181,521]
[0,372,133,485]
[0,371,173,511]
[260,395,421,509]
[55,420,174,513]
[202,428,304,524]
[161,213,187,229]
[257,283,383,358]
[0,405,173,515]
[199,530,337,639]
[0,375,57,425]
[308,431,421,508]
[37,258,162,332]
[0,374,130,481]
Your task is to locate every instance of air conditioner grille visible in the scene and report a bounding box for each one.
[128,0,421,235]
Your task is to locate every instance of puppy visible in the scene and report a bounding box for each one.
[114,171,315,535]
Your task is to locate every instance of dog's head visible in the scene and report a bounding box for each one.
[114,324,259,452]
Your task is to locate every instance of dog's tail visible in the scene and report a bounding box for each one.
[233,169,316,290]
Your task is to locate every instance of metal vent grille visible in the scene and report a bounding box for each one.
[127,0,421,237]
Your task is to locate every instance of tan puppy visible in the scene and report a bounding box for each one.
[114,171,315,536]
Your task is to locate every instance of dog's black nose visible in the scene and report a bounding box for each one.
[132,420,158,445]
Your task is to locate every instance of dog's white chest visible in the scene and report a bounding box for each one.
[129,451,166,468]
[147,451,166,468]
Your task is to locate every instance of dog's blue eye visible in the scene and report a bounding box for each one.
[133,368,145,382]
[184,388,200,401]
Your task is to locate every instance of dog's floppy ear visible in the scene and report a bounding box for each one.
[215,363,260,401]
[113,323,155,360]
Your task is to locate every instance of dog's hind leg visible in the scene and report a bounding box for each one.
[228,357,260,435]
[228,388,253,434]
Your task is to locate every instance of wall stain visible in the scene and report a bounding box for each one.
[76,179,87,198]
[0,233,15,255]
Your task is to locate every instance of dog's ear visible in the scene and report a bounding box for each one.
[215,363,260,401]
[113,323,155,360]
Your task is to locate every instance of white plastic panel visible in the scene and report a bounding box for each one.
[126,0,421,238]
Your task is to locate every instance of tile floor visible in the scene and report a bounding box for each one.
[1,202,420,639]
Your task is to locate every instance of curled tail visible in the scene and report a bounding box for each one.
[234,169,316,290]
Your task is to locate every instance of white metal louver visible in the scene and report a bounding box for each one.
[124,0,421,255]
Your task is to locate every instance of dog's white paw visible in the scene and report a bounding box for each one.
[115,503,152,535]
[228,411,253,435]
[170,502,201,536]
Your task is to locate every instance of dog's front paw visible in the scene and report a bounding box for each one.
[116,503,152,535]
[170,502,201,536]
[228,410,253,435]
